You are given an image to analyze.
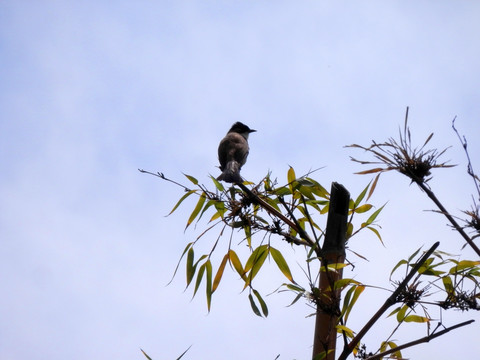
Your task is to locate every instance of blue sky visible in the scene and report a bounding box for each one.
[1,2,480,359]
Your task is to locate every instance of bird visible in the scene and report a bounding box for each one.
[217,122,256,183]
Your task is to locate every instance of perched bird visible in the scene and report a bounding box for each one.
[217,122,256,183]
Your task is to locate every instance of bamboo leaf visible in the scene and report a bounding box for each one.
[212,254,229,293]
[192,263,206,299]
[244,245,268,288]
[396,305,408,322]
[353,204,373,214]
[206,260,213,311]
[168,190,196,216]
[185,193,207,230]
[449,260,480,274]
[253,289,269,317]
[364,204,385,226]
[168,242,194,285]
[248,293,261,316]
[442,275,454,294]
[367,226,383,245]
[210,175,224,191]
[175,345,193,360]
[354,182,370,207]
[287,166,296,184]
[355,168,385,175]
[184,173,198,185]
[270,247,294,283]
[186,247,195,287]
[287,292,304,307]
[141,349,153,360]
[336,324,355,338]
[390,259,408,278]
[366,173,380,201]
[228,250,246,280]
[404,314,430,323]
[344,285,365,323]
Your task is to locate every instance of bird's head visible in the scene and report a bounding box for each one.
[228,122,256,139]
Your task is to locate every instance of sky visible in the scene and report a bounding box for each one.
[1,1,480,359]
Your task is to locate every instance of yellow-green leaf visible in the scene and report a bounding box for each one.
[184,173,198,185]
[287,166,296,184]
[228,250,246,280]
[353,204,373,214]
[404,314,430,323]
[270,247,294,283]
[185,193,207,230]
[396,305,408,322]
[336,324,355,338]
[449,260,480,274]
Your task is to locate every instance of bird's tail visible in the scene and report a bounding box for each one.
[217,161,242,183]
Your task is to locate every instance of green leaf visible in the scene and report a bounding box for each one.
[169,242,194,285]
[175,345,193,360]
[197,199,216,222]
[364,204,385,226]
[287,292,304,307]
[210,202,226,222]
[206,260,213,311]
[248,293,261,317]
[367,226,383,245]
[184,173,198,185]
[185,193,207,230]
[141,349,153,360]
[186,247,195,287]
[244,245,268,288]
[210,175,225,191]
[390,259,407,279]
[270,247,294,283]
[192,262,206,299]
[253,289,269,317]
[168,190,196,216]
[407,246,422,262]
[354,182,370,208]
[212,253,229,293]
[343,285,365,323]
[244,223,252,248]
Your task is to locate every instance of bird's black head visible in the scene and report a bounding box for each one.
[228,122,256,134]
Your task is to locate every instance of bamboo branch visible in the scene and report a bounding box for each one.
[338,241,440,360]
[366,319,474,360]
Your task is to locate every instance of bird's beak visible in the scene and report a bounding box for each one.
[250,129,257,133]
